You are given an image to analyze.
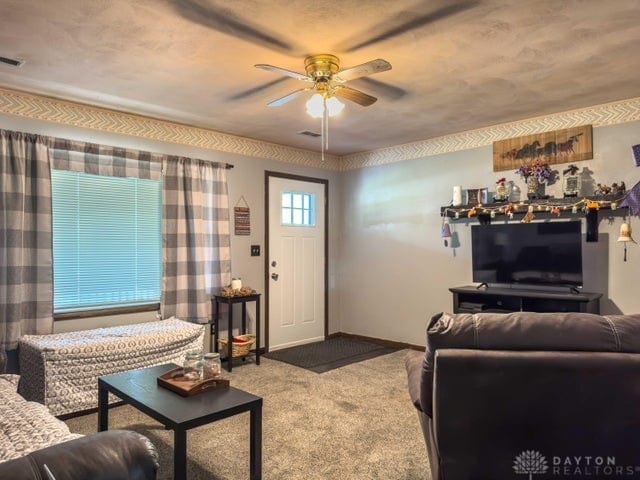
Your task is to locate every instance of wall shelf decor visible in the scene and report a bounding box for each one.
[441,195,626,222]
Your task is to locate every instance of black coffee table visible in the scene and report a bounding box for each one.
[98,363,262,480]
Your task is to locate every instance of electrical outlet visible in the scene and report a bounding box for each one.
[250,245,260,256]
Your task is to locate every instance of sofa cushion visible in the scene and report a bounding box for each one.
[419,311,640,416]
[0,374,82,462]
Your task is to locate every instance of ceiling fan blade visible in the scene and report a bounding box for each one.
[229,77,289,101]
[169,0,298,55]
[351,77,407,100]
[341,0,479,52]
[334,86,377,107]
[334,59,391,82]
[255,64,311,82]
[267,88,311,107]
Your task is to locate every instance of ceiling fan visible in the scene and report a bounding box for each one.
[255,54,392,110]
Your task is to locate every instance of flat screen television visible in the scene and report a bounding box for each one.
[471,221,583,289]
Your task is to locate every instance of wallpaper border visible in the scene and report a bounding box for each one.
[339,97,640,171]
[1,87,638,172]
[0,87,340,170]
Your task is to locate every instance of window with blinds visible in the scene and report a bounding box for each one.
[51,169,162,313]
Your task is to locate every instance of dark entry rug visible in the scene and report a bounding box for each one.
[264,337,399,373]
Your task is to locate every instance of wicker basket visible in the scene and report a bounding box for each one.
[219,334,256,358]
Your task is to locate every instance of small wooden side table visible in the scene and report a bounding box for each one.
[211,293,261,372]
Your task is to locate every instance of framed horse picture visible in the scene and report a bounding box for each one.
[492,125,593,172]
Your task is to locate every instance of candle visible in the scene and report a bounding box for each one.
[453,186,462,207]
[231,278,242,290]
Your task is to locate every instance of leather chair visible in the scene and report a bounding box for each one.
[0,430,159,480]
[406,311,640,480]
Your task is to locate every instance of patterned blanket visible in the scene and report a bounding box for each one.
[0,374,82,462]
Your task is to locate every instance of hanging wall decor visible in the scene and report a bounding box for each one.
[234,196,251,235]
[493,125,593,172]
[633,144,640,167]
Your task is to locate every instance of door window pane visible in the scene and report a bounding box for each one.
[281,191,315,226]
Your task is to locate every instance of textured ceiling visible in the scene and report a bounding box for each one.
[0,0,639,155]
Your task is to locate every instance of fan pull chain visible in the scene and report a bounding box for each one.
[321,97,329,162]
[324,100,329,151]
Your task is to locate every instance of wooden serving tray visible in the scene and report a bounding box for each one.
[157,367,230,397]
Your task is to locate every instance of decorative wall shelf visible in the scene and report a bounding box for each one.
[441,194,627,223]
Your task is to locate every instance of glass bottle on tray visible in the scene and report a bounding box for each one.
[202,352,222,379]
[183,349,203,381]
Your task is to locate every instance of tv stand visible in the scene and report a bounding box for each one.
[450,285,601,314]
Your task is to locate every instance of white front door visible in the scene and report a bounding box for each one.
[268,175,326,350]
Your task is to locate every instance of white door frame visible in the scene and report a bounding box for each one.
[265,171,328,352]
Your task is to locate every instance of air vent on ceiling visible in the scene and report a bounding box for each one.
[0,56,25,67]
[298,130,321,138]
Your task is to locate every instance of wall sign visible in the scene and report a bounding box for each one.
[234,196,250,236]
[493,125,593,172]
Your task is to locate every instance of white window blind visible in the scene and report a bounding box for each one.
[51,169,162,312]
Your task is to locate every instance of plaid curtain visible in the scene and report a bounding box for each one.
[161,157,231,323]
[50,140,161,180]
[0,130,53,371]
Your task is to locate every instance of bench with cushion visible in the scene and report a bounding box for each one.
[18,318,205,416]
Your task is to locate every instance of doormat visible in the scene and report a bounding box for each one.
[264,337,398,373]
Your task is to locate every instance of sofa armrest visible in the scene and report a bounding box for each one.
[0,430,158,480]
[404,350,425,412]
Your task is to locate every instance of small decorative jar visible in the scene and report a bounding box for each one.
[183,349,203,381]
[202,352,222,379]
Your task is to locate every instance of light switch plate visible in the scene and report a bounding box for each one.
[251,245,260,256]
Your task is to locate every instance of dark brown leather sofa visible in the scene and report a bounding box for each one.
[0,430,158,480]
[406,311,640,480]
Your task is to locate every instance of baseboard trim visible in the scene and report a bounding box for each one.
[327,332,424,351]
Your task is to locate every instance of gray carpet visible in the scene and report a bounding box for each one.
[263,337,399,373]
[65,350,430,480]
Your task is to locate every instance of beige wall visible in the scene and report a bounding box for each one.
[0,113,342,347]
[338,120,640,344]
[2,112,639,348]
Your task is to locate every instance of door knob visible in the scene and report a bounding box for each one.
[271,273,279,281]
[271,260,277,267]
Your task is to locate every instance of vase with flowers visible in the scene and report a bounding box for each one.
[515,162,555,199]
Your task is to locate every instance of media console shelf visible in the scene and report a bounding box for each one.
[450,285,602,314]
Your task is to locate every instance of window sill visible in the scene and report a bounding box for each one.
[54,303,160,321]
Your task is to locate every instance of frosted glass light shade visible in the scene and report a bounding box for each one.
[305,94,324,118]
[306,94,345,118]
[325,96,345,116]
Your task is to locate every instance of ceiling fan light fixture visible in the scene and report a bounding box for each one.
[326,96,345,116]
[306,93,344,118]
[305,93,324,118]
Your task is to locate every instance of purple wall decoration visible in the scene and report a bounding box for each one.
[633,144,640,167]
[620,181,640,216]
